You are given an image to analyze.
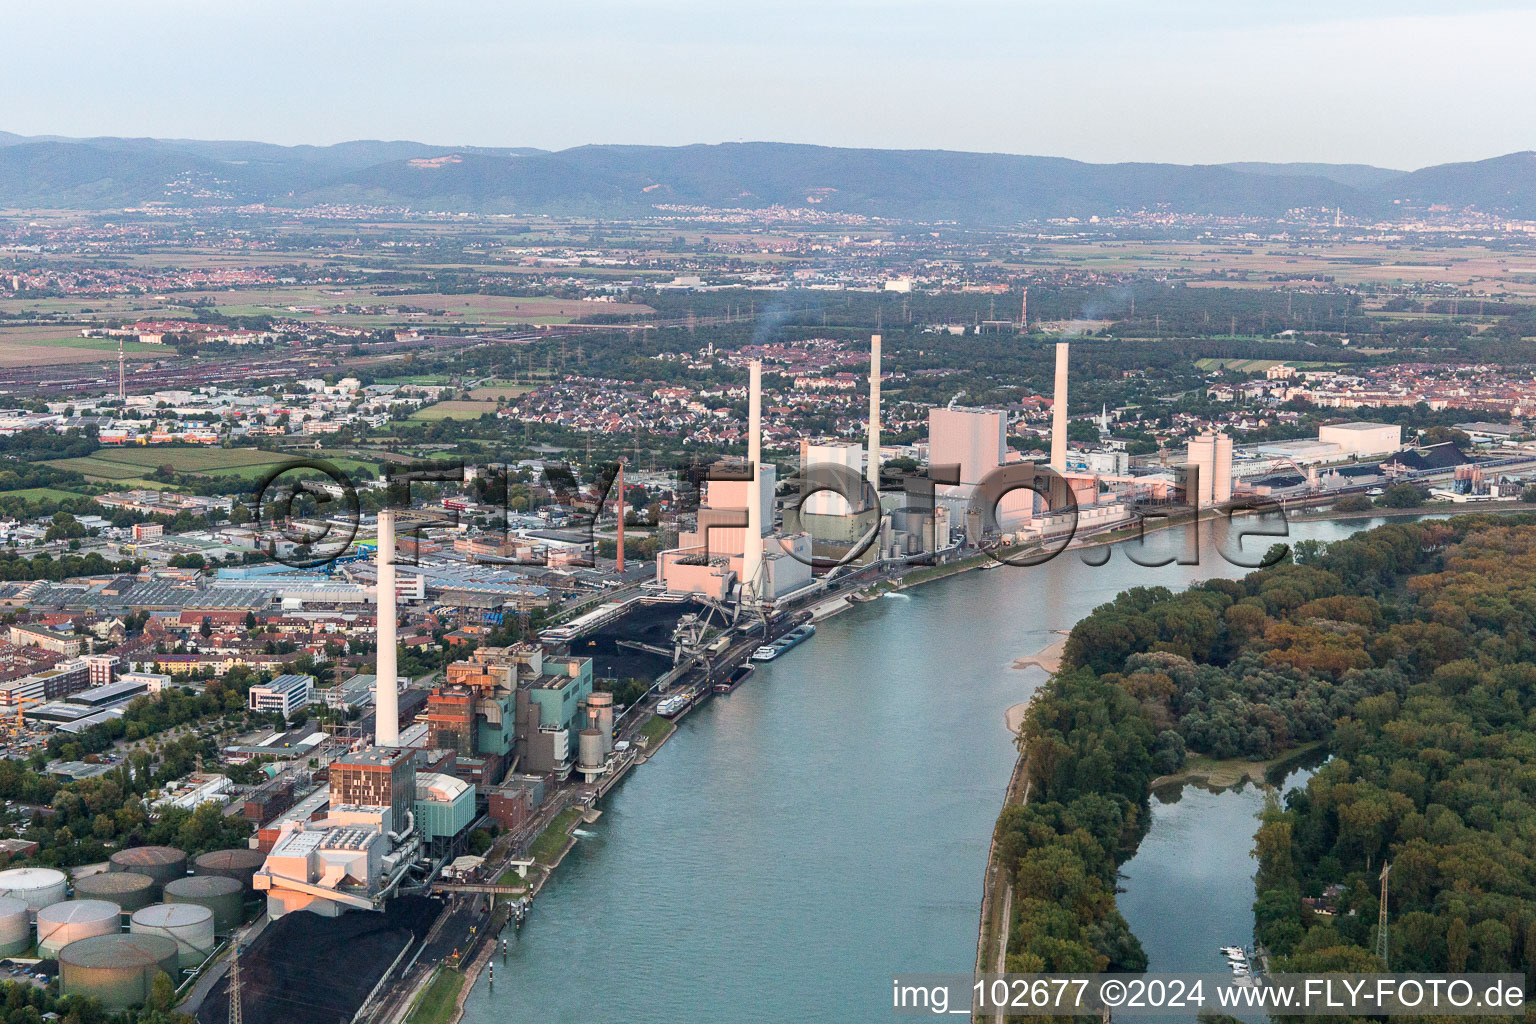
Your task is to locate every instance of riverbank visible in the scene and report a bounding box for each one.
[974,702,1032,997]
[970,514,1430,984]
[1285,500,1536,522]
[890,504,1258,600]
[1012,631,1068,675]
[891,499,1531,611]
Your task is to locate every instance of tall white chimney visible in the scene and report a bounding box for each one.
[1050,342,1069,472]
[742,360,763,603]
[867,334,881,498]
[374,509,399,747]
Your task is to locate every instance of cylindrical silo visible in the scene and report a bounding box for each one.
[0,897,29,956]
[163,875,243,933]
[73,872,157,914]
[36,900,122,959]
[109,847,188,893]
[129,903,214,968]
[588,691,614,752]
[0,867,68,913]
[59,932,180,1009]
[578,729,603,771]
[192,849,265,891]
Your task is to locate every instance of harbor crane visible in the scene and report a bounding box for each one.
[670,596,743,672]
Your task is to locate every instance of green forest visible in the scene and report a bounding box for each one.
[995,514,1536,983]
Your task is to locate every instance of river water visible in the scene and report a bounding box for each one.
[461,517,1404,1023]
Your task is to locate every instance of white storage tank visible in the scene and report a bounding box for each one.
[0,867,68,913]
[129,902,214,968]
[36,899,122,958]
[0,897,29,956]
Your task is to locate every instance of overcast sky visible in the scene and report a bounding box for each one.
[6,0,1535,168]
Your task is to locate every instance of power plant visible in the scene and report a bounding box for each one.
[247,516,482,920]
[253,746,424,918]
[655,357,814,607]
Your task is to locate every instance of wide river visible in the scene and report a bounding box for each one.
[461,516,1402,1023]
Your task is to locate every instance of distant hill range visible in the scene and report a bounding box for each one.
[1,132,1533,223]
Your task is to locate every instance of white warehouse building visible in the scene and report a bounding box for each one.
[1319,422,1403,459]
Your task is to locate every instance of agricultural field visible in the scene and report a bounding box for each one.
[409,400,499,422]
[0,326,167,367]
[1028,240,1536,296]
[182,286,653,326]
[0,280,655,330]
[1195,357,1342,372]
[0,486,92,503]
[44,447,302,481]
[313,447,424,466]
[1194,357,1285,372]
[466,383,534,401]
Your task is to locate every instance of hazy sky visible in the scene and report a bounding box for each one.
[6,0,1535,168]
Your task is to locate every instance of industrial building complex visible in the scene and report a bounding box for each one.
[0,325,1528,1024]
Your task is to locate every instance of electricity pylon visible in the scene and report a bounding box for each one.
[1376,862,1392,968]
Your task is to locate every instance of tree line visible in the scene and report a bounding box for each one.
[996,513,1536,981]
